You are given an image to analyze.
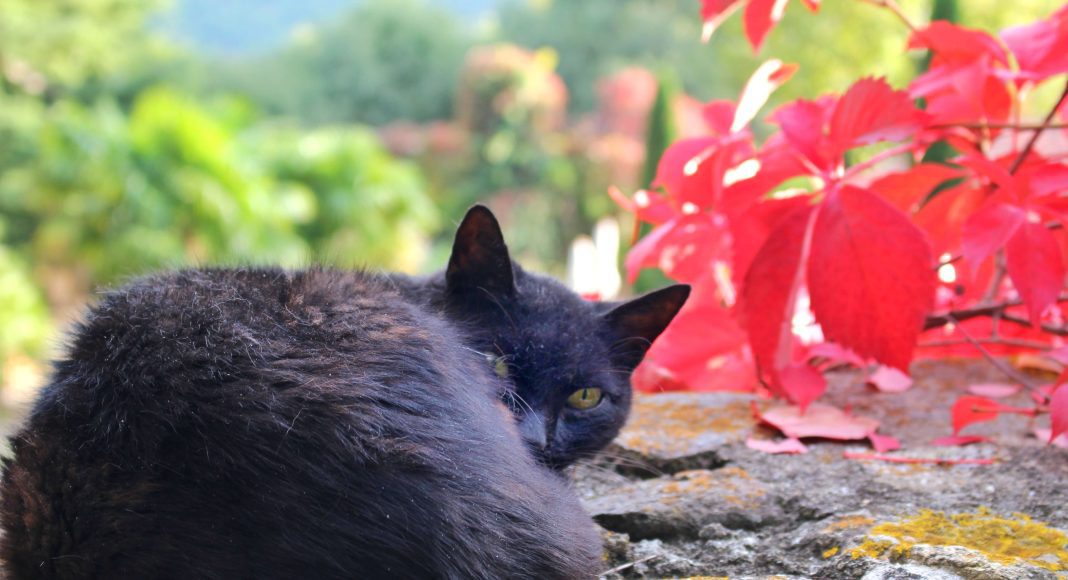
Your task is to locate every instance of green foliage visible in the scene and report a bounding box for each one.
[1,88,438,281]
[0,0,156,92]
[0,247,50,360]
[498,0,721,112]
[208,0,472,126]
[641,71,679,188]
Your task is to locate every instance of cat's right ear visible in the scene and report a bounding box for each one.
[446,205,516,298]
[603,284,690,369]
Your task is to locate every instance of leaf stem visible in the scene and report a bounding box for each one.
[843,142,915,181]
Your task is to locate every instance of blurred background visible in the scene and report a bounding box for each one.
[0,0,1054,411]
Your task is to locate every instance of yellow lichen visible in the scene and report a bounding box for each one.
[617,396,753,455]
[823,515,875,533]
[849,508,1068,571]
[823,546,840,558]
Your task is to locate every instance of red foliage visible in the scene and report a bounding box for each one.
[615,3,1068,450]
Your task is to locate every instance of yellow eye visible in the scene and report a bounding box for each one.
[566,387,603,410]
[493,357,509,379]
[484,353,510,379]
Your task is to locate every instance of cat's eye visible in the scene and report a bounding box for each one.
[566,387,603,410]
[485,353,509,379]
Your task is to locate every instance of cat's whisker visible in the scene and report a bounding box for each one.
[607,336,653,354]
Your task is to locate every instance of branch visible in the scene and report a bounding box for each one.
[946,314,1042,391]
[858,0,919,31]
[981,251,1007,303]
[924,300,1020,329]
[931,122,1068,131]
[1008,79,1068,175]
[998,312,1068,337]
[919,337,1054,351]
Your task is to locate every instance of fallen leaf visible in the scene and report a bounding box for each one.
[868,433,901,453]
[930,435,992,446]
[757,402,879,440]
[1033,427,1068,449]
[778,362,826,412]
[867,366,913,393]
[746,436,808,454]
[965,383,1021,398]
[950,395,1001,434]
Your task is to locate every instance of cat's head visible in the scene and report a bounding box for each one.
[442,205,689,470]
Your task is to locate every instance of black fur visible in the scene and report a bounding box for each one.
[0,206,689,579]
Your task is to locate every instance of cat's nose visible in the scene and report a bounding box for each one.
[517,412,547,451]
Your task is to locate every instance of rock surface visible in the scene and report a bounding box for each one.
[573,360,1068,578]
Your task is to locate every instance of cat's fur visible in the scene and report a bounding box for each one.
[0,206,688,579]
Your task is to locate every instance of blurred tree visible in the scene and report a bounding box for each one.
[0,0,156,96]
[208,0,472,126]
[497,0,719,113]
[497,0,1057,119]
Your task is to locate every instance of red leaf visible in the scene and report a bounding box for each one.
[951,395,1001,434]
[740,204,817,387]
[912,62,1013,126]
[624,213,730,283]
[868,163,962,214]
[799,0,819,12]
[720,145,809,217]
[867,366,913,393]
[1005,220,1065,325]
[743,0,789,53]
[807,186,936,370]
[700,0,745,41]
[733,59,798,132]
[608,187,675,226]
[637,278,756,392]
[729,194,811,286]
[828,78,924,159]
[930,435,992,447]
[757,403,880,440]
[746,436,808,454]
[778,362,827,411]
[654,137,718,203]
[701,100,737,136]
[961,202,1026,270]
[806,342,868,368]
[654,136,752,209]
[868,433,901,453]
[912,184,986,256]
[769,98,832,171]
[908,21,1008,68]
[1050,384,1068,442]
[1000,14,1068,83]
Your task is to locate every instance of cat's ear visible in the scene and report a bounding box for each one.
[446,205,516,298]
[604,284,690,368]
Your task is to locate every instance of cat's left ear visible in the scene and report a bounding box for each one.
[446,205,516,298]
[604,284,690,368]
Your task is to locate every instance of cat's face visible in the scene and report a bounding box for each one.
[441,206,689,469]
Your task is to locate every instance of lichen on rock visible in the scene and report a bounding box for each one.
[849,508,1068,572]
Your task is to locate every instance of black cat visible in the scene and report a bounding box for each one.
[0,206,688,579]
